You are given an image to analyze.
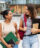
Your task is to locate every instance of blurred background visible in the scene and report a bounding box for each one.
[0,0,40,29]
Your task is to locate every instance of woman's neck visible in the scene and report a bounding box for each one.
[4,19,11,24]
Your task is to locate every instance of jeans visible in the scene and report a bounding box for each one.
[13,44,18,48]
[23,35,39,48]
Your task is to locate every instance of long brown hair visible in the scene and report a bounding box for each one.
[27,4,37,19]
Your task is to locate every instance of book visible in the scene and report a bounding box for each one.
[0,32,18,48]
[33,23,39,29]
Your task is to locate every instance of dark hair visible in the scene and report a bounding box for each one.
[27,4,37,19]
[0,10,10,19]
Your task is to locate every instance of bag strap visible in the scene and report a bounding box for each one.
[24,14,27,27]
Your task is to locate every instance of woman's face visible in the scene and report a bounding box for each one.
[5,11,13,21]
[25,6,31,17]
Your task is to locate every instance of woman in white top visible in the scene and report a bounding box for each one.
[0,10,20,48]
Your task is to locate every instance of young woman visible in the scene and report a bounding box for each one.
[19,4,40,48]
[0,10,20,48]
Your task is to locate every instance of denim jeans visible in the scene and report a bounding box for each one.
[23,35,39,48]
[13,44,18,48]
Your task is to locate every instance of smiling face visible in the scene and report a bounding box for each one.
[25,6,31,17]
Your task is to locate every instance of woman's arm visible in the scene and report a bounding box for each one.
[14,23,20,40]
[19,19,24,31]
[19,19,27,31]
[0,23,12,48]
[14,22,20,44]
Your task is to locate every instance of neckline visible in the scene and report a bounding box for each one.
[4,21,11,25]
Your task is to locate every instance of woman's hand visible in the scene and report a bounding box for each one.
[31,28,38,34]
[23,27,27,31]
[16,41,19,44]
[7,44,12,48]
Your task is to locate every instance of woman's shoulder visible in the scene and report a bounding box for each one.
[0,20,4,25]
[12,21,17,27]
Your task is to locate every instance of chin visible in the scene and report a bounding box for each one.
[9,19,12,21]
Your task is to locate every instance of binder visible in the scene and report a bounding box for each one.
[0,32,18,48]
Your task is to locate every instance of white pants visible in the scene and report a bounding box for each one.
[0,44,3,48]
[37,34,40,48]
[18,40,23,48]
